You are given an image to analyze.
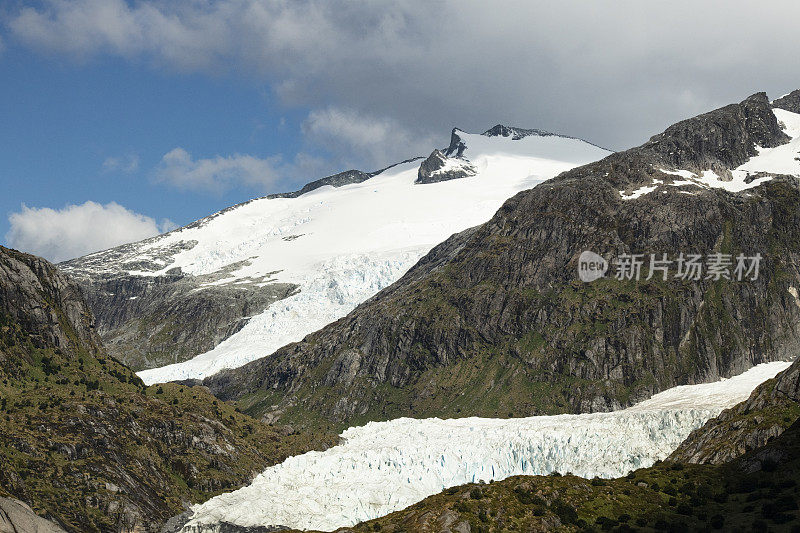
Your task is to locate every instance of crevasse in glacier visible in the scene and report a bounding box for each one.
[180,361,791,532]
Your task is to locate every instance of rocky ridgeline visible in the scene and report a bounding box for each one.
[0,246,328,532]
[774,88,800,114]
[202,92,800,431]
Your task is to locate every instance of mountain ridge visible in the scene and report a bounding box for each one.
[60,124,609,382]
[202,91,800,431]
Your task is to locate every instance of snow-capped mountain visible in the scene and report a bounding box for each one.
[199,91,800,436]
[180,362,791,532]
[61,127,610,385]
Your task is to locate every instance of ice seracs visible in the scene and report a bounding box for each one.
[179,361,791,533]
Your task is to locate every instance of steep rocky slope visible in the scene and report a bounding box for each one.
[670,356,800,464]
[65,269,297,371]
[774,88,800,114]
[0,246,329,532]
[204,92,800,431]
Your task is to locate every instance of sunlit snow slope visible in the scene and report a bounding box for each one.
[128,131,609,384]
[180,361,791,532]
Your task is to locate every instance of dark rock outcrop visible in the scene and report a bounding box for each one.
[773,89,800,114]
[444,128,468,158]
[482,124,611,151]
[266,159,424,199]
[203,92,800,430]
[416,149,477,184]
[266,170,372,200]
[669,357,800,464]
[483,124,561,140]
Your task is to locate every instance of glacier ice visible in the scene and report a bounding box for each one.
[180,361,791,532]
[136,133,610,384]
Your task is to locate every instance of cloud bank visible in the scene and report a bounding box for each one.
[6,201,176,262]
[7,0,800,153]
[155,148,282,193]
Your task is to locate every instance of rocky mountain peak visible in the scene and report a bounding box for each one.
[444,128,468,158]
[482,124,553,140]
[773,89,800,114]
[416,149,477,184]
[641,91,789,174]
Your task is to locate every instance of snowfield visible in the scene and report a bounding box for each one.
[126,131,610,384]
[180,361,791,532]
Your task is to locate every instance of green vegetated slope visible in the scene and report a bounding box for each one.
[0,246,334,532]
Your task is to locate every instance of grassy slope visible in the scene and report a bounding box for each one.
[0,247,335,531]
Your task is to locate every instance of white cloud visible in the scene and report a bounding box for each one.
[102,154,140,173]
[5,201,176,263]
[302,107,436,168]
[6,1,800,150]
[154,147,282,193]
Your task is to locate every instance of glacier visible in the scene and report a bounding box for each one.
[131,131,610,384]
[180,361,792,532]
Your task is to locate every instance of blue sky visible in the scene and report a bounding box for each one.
[2,0,799,262]
[0,43,315,254]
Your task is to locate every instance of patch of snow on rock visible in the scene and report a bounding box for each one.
[655,109,800,194]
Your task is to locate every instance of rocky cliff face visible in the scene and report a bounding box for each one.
[63,269,297,371]
[416,149,477,184]
[0,246,330,532]
[774,89,800,114]
[203,92,800,430]
[669,357,800,464]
